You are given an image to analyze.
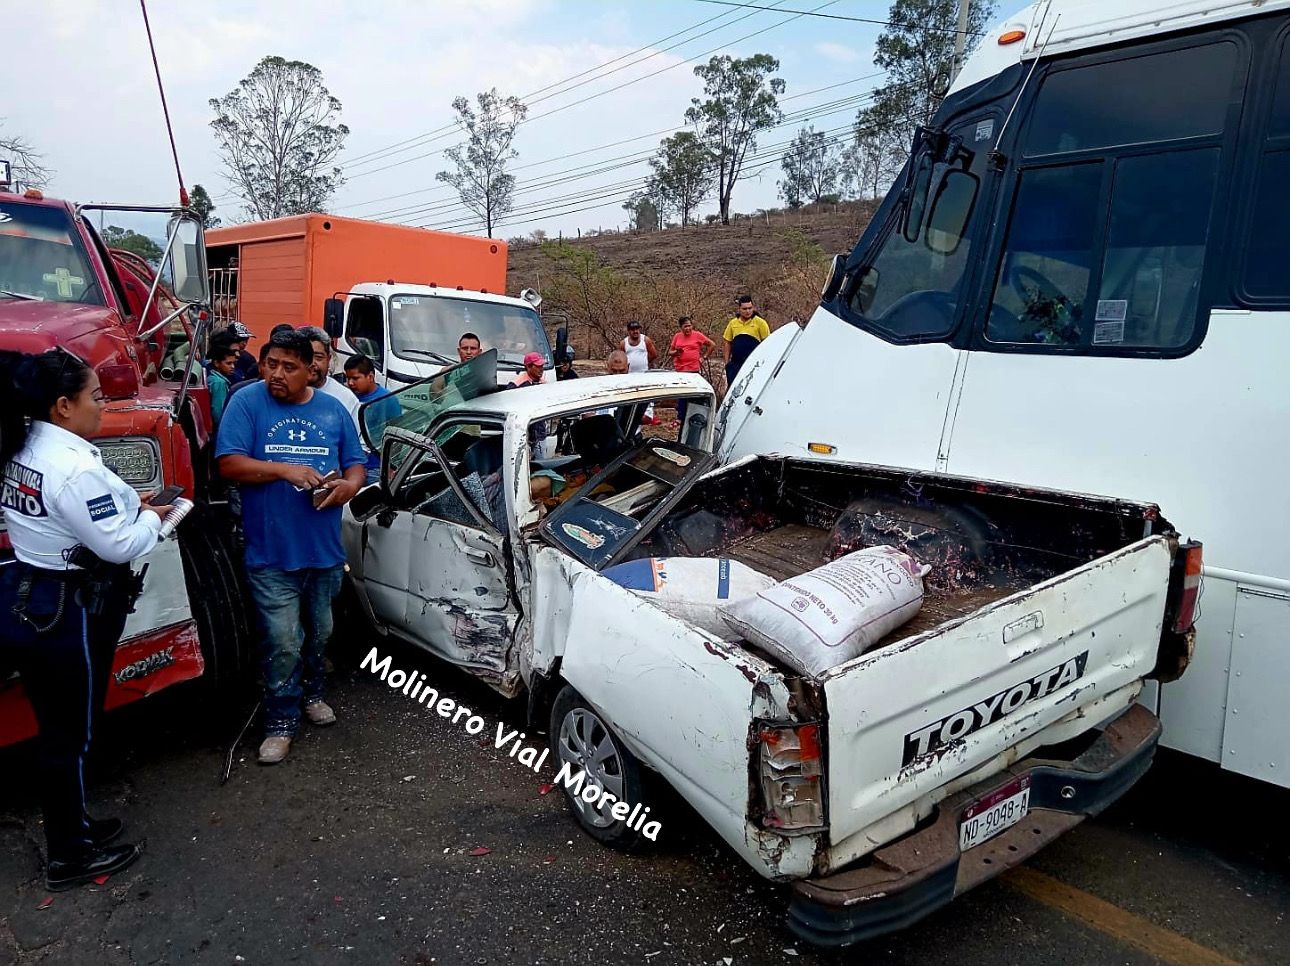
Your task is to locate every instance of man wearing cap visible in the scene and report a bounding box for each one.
[622,321,657,374]
[509,352,547,388]
[226,322,259,382]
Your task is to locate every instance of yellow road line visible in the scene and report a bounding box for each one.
[1003,866,1244,966]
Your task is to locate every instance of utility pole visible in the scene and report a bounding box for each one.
[953,0,971,79]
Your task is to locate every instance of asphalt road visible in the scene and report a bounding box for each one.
[0,633,1286,966]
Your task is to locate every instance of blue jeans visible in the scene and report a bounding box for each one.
[246,565,344,737]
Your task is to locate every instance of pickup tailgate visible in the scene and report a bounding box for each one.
[819,535,1173,865]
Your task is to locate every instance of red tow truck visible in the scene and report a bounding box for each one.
[0,177,252,746]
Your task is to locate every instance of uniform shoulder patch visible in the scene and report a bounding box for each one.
[1,463,48,517]
[86,493,119,520]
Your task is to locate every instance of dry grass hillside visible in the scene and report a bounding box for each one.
[506,201,877,369]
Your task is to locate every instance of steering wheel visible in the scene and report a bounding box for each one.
[1006,263,1063,305]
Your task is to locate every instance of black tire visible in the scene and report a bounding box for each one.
[549,684,649,850]
[176,503,255,693]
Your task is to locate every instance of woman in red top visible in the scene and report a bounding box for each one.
[668,316,714,373]
[668,316,714,439]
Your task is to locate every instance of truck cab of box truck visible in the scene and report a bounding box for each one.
[325,282,560,388]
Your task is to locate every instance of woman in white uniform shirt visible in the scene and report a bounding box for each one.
[0,347,172,890]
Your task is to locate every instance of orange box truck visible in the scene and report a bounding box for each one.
[206,214,558,387]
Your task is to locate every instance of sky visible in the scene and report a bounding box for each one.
[3,0,997,239]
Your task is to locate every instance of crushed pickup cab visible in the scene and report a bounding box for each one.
[342,350,1201,947]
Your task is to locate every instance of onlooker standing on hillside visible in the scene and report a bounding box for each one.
[669,316,715,433]
[216,330,366,765]
[722,295,770,386]
[622,321,658,374]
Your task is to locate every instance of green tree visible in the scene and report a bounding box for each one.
[778,126,841,208]
[648,131,714,226]
[189,184,221,228]
[437,89,527,238]
[623,191,663,232]
[854,0,997,171]
[684,54,785,225]
[209,56,350,220]
[102,225,164,263]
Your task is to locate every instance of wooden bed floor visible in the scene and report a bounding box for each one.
[724,523,1028,644]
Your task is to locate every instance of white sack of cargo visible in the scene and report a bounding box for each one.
[601,557,776,639]
[719,545,931,677]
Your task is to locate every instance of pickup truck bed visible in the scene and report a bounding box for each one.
[724,522,1029,646]
[641,455,1158,667]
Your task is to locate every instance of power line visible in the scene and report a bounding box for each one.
[691,0,983,34]
[421,119,862,233]
[341,0,840,184]
[358,83,893,222]
[339,1,786,174]
[339,70,886,214]
[209,2,780,205]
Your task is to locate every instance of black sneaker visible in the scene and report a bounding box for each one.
[87,817,124,847]
[46,843,142,892]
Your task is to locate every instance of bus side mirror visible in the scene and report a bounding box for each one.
[924,169,979,257]
[555,325,568,362]
[323,298,344,338]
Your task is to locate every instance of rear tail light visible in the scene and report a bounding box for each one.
[756,722,825,831]
[1170,541,1203,633]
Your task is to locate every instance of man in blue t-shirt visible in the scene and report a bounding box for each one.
[216,329,366,765]
[343,353,402,485]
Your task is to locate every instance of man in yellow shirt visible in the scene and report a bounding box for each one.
[722,295,771,386]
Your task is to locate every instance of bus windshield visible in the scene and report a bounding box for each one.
[848,116,994,341]
[388,294,551,368]
[0,201,103,305]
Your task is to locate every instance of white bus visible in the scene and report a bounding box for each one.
[720,0,1290,787]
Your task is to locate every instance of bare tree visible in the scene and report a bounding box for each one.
[685,54,785,225]
[0,124,52,189]
[209,56,349,220]
[436,89,527,238]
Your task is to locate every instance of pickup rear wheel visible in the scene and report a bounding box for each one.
[550,685,648,850]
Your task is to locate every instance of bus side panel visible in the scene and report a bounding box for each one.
[235,236,309,340]
[722,309,962,469]
[942,308,1290,784]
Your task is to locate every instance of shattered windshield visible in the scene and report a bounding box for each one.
[388,293,552,368]
[359,347,499,453]
[0,201,103,305]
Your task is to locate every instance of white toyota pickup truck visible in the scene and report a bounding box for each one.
[342,350,1200,947]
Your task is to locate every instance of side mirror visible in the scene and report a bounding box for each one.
[924,169,980,257]
[323,297,345,339]
[167,213,209,304]
[820,253,847,302]
[554,325,568,362]
[347,483,388,523]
